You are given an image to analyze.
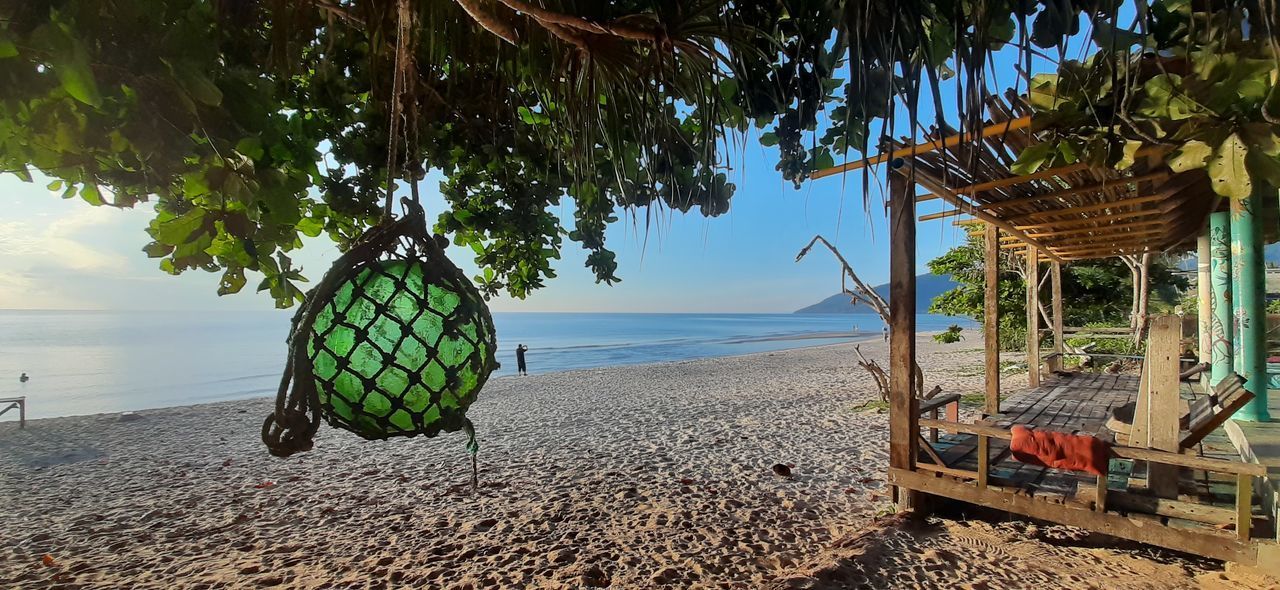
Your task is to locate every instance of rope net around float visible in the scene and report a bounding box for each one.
[261,199,498,463]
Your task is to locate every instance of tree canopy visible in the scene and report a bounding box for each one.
[927,233,1188,342]
[0,1,1275,306]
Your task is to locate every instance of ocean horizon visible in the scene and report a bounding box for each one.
[0,310,974,419]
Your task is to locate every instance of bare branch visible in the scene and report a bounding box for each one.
[311,0,366,27]
[797,235,890,321]
[494,0,661,43]
[454,0,521,45]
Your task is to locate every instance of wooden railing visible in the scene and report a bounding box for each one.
[915,417,1262,541]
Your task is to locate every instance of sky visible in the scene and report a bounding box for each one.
[0,148,975,313]
[0,19,1089,314]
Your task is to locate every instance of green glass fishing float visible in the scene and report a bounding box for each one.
[307,256,495,440]
[261,200,498,458]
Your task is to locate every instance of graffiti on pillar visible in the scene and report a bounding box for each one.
[1208,220,1233,363]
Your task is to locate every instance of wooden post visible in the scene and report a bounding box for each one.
[1196,231,1211,387]
[1148,315,1182,499]
[1237,473,1253,541]
[1051,261,1064,373]
[977,435,990,489]
[984,224,1001,415]
[1026,247,1041,388]
[888,166,920,510]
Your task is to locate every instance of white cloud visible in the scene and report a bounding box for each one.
[0,207,131,272]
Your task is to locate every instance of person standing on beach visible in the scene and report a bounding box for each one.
[882,326,888,342]
[516,344,529,376]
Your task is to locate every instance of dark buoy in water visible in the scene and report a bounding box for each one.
[18,372,29,383]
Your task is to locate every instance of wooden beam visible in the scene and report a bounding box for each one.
[1005,193,1168,222]
[949,145,1167,198]
[919,209,971,222]
[1148,315,1182,499]
[984,224,1001,415]
[1094,489,1241,526]
[982,170,1171,212]
[1025,219,1165,239]
[888,169,920,510]
[1108,445,1266,476]
[1027,247,1041,388]
[1046,238,1169,255]
[901,162,1066,263]
[1051,261,1064,373]
[917,418,1267,476]
[1014,207,1163,231]
[1036,229,1165,248]
[953,162,1094,197]
[887,468,1257,564]
[813,116,1033,179]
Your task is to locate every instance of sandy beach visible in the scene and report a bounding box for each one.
[0,336,1270,589]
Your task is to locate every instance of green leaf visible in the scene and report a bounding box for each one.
[1208,133,1252,199]
[1137,75,1201,121]
[0,36,17,59]
[46,179,63,192]
[759,132,780,147]
[176,66,222,106]
[217,267,246,295]
[813,150,835,171]
[79,183,103,205]
[297,216,324,237]
[235,137,265,160]
[1167,140,1213,173]
[45,26,102,107]
[1090,21,1146,52]
[155,209,209,244]
[1011,142,1055,175]
[142,241,174,258]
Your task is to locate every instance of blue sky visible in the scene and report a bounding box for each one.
[0,146,973,312]
[1,21,1091,313]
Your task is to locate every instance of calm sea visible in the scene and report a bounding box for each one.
[0,310,973,418]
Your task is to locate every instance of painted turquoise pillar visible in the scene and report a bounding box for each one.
[1231,192,1271,421]
[1209,211,1234,385]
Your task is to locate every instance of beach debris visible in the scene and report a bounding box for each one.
[771,463,792,478]
[253,481,276,489]
[579,564,610,588]
[41,554,57,567]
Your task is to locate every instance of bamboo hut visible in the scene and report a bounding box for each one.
[814,93,1280,569]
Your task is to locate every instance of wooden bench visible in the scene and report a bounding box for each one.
[0,397,25,429]
[1105,373,1250,449]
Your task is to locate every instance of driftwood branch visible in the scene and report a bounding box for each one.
[799,235,932,404]
[797,235,891,320]
[853,345,890,403]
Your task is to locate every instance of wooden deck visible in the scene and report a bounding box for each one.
[931,373,1138,501]
[899,372,1280,565]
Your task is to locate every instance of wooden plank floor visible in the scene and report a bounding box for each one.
[933,373,1141,499]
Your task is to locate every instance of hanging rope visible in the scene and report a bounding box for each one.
[382,0,412,223]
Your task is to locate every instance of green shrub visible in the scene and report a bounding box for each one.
[1064,322,1142,357]
[933,324,965,344]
